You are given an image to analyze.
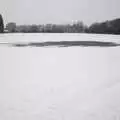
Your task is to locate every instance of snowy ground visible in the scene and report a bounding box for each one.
[0,33,120,120]
[0,33,120,43]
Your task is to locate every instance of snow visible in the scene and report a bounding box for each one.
[0,33,120,120]
[0,33,120,44]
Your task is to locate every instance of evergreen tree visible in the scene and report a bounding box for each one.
[0,14,4,33]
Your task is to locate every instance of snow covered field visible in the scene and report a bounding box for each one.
[0,33,120,120]
[0,33,120,44]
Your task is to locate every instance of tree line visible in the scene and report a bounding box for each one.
[5,22,87,33]
[0,14,120,34]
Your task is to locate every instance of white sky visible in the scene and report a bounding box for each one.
[0,0,120,26]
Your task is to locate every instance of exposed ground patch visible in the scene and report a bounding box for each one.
[0,41,120,47]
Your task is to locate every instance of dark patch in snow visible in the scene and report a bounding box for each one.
[0,41,120,47]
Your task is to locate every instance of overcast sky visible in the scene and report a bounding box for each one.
[0,0,120,25]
